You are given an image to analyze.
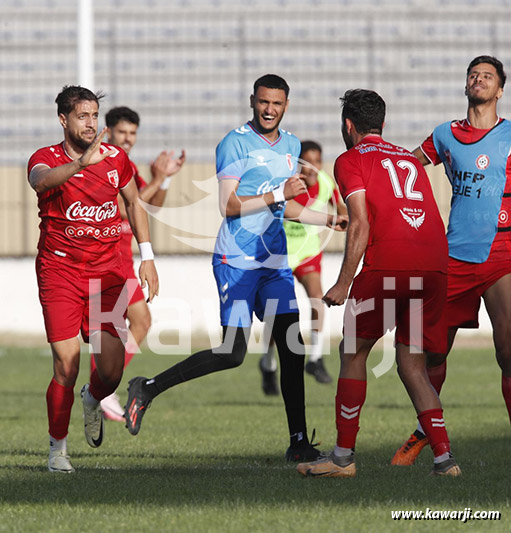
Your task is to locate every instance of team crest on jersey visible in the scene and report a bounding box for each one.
[476,154,490,170]
[107,169,119,188]
[286,153,293,171]
[400,207,425,230]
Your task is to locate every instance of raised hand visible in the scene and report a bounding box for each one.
[77,128,115,168]
[151,149,186,181]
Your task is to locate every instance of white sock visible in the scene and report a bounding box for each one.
[333,446,353,457]
[308,331,323,363]
[84,388,100,408]
[434,452,450,464]
[49,436,67,453]
[417,422,424,435]
[261,345,277,372]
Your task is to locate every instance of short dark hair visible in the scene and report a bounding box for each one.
[340,89,386,135]
[300,140,322,157]
[253,74,290,98]
[105,106,140,128]
[55,85,105,116]
[467,55,506,88]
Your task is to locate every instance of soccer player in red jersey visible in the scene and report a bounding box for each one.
[88,106,185,421]
[297,89,460,478]
[392,55,511,466]
[28,86,158,473]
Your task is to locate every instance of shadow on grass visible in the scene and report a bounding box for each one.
[0,436,509,508]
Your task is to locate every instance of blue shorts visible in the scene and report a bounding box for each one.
[213,264,298,327]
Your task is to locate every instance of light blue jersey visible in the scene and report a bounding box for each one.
[213,121,301,270]
[433,119,511,262]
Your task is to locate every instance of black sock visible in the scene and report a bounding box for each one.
[271,313,308,441]
[144,326,250,399]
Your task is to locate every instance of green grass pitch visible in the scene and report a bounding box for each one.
[0,343,508,532]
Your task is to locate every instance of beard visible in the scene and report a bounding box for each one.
[342,126,354,150]
[252,114,282,135]
[69,129,95,151]
[467,94,488,106]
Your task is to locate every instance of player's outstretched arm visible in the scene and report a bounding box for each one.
[323,191,369,307]
[29,128,114,193]
[120,179,159,302]
[284,200,348,230]
[219,175,306,217]
[412,147,430,167]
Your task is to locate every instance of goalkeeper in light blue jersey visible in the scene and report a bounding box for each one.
[124,75,347,462]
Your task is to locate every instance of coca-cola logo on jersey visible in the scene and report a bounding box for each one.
[65,201,118,223]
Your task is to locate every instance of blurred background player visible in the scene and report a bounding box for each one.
[123,74,347,461]
[91,106,185,421]
[259,140,345,394]
[298,89,460,478]
[28,86,158,473]
[392,55,511,466]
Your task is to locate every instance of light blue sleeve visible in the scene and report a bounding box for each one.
[215,132,247,182]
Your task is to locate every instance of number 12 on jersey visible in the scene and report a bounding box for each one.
[381,158,423,201]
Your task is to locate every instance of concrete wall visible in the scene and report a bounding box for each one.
[0,255,492,353]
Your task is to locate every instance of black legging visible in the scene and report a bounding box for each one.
[148,313,307,436]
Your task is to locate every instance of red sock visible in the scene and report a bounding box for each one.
[502,375,511,423]
[46,378,74,440]
[89,369,119,402]
[417,408,450,457]
[335,378,367,449]
[427,361,446,394]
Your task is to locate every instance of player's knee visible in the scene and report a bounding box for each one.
[214,330,248,368]
[55,361,80,386]
[100,371,123,390]
[220,340,247,368]
[495,344,511,373]
[426,352,447,368]
[140,311,152,337]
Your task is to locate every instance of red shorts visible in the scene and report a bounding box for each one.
[36,254,130,343]
[121,253,145,306]
[293,253,322,281]
[344,269,447,354]
[446,255,511,328]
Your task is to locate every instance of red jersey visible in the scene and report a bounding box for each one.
[28,142,133,271]
[119,160,147,261]
[293,178,340,207]
[335,135,447,272]
[420,119,511,260]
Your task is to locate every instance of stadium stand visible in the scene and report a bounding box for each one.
[2,0,511,254]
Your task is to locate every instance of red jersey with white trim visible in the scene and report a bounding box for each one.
[119,160,147,260]
[335,135,447,272]
[420,118,511,261]
[28,142,133,271]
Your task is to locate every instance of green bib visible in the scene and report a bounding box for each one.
[284,170,336,270]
